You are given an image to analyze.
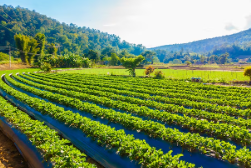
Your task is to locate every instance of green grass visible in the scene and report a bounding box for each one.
[0,67,248,82]
[59,68,249,82]
[0,58,22,65]
[0,67,71,75]
[0,61,22,65]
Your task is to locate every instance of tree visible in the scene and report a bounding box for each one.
[244,67,251,84]
[27,38,39,65]
[141,50,156,64]
[15,34,40,65]
[209,55,218,64]
[131,44,145,55]
[109,53,119,66]
[47,43,58,55]
[87,49,99,63]
[152,56,160,63]
[34,33,45,63]
[14,34,30,64]
[179,47,184,56]
[200,55,206,64]
[218,52,229,64]
[119,49,133,58]
[120,55,144,77]
[184,55,191,62]
[34,33,45,55]
[119,49,130,58]
[154,49,167,62]
[101,46,117,57]
[102,55,110,65]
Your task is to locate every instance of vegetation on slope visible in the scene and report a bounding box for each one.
[149,28,251,54]
[0,5,145,57]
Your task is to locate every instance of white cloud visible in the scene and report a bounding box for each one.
[95,0,251,47]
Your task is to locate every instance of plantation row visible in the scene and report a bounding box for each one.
[32,73,251,105]
[19,74,251,128]
[17,74,251,130]
[0,91,96,167]
[26,73,251,119]
[0,74,196,168]
[5,73,251,167]
[43,73,251,94]
[12,74,251,144]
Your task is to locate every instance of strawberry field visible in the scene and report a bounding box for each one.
[1,71,251,168]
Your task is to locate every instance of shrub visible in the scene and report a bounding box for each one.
[219,78,227,84]
[40,62,52,72]
[244,67,251,82]
[0,52,9,61]
[144,66,155,76]
[185,61,192,66]
[154,70,165,79]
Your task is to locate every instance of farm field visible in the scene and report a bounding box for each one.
[3,1,251,167]
[58,68,249,82]
[0,70,251,167]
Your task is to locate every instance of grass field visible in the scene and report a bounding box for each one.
[0,67,248,82]
[59,68,249,82]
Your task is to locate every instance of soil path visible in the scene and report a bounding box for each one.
[0,64,31,71]
[0,130,28,168]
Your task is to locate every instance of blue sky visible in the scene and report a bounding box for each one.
[1,0,251,48]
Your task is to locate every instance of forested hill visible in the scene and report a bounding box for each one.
[0,5,145,55]
[149,28,251,53]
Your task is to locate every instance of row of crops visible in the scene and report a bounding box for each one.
[0,71,251,167]
[0,77,95,167]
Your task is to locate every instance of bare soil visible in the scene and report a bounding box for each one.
[169,65,244,71]
[211,83,251,88]
[0,130,28,168]
[0,64,31,71]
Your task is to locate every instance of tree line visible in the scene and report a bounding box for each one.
[2,5,250,65]
[12,31,233,67]
[152,48,231,64]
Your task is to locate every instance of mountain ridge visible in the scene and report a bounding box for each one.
[148,28,251,53]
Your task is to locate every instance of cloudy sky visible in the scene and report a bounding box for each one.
[2,0,251,48]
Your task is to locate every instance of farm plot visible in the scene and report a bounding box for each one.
[1,72,251,167]
[58,68,249,82]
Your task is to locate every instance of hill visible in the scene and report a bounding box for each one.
[0,5,145,56]
[149,28,251,53]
